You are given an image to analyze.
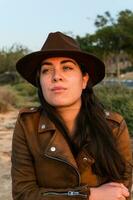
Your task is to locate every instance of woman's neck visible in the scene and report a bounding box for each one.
[56,104,81,136]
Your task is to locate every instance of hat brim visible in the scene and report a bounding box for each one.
[16,50,105,87]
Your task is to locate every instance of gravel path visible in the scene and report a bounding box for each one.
[0,110,18,200]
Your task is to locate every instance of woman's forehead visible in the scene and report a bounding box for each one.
[41,57,78,65]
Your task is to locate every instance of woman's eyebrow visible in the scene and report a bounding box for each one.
[41,59,78,66]
[61,59,77,65]
[41,61,52,66]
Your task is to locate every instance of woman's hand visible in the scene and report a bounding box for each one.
[89,182,129,200]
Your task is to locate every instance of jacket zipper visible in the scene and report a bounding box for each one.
[44,153,81,185]
[42,191,87,198]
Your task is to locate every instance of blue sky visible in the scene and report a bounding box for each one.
[0,0,133,50]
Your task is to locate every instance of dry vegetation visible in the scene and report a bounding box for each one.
[0,86,18,112]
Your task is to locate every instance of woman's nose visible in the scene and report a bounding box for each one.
[52,69,63,82]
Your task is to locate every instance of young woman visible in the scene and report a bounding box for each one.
[11,32,132,200]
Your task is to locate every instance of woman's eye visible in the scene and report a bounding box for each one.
[41,68,51,74]
[41,69,48,74]
[63,66,73,71]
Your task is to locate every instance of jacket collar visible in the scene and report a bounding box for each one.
[38,111,79,170]
[38,111,56,133]
[45,128,78,169]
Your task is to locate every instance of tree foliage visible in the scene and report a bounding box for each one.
[76,9,133,67]
[0,44,30,84]
[0,44,29,73]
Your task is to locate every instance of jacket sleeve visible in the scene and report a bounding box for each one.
[115,119,132,199]
[11,115,89,200]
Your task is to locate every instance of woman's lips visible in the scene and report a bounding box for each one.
[51,86,67,92]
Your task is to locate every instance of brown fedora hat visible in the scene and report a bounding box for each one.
[16,31,105,87]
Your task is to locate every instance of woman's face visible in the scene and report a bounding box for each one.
[40,57,89,109]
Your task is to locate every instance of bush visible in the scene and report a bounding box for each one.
[94,84,133,135]
[0,84,39,112]
[13,82,38,102]
[0,99,11,112]
[0,85,19,112]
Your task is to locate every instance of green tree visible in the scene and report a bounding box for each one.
[94,11,114,28]
[76,9,133,76]
[0,44,29,73]
[117,10,133,64]
[0,44,30,84]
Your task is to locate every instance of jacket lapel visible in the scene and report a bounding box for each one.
[38,112,78,170]
[44,129,78,170]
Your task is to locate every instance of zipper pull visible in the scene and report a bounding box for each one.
[68,191,79,196]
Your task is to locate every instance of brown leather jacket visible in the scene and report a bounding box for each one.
[11,107,132,200]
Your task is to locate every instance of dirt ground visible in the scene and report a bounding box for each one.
[0,110,18,200]
[0,110,132,200]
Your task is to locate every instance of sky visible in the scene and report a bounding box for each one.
[0,0,133,51]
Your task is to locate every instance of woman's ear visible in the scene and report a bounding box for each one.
[82,73,89,89]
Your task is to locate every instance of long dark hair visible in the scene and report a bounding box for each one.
[37,64,127,182]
